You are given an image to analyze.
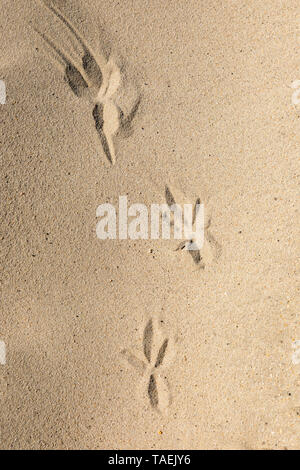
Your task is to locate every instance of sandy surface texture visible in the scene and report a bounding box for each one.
[0,0,299,449]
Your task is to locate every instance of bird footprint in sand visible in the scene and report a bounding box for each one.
[122,319,173,413]
[34,0,140,165]
[165,185,221,267]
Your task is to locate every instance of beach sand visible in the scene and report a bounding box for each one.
[0,0,299,449]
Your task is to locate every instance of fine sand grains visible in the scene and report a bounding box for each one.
[0,0,299,449]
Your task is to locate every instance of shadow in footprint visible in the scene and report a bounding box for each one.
[148,374,159,408]
[92,104,114,164]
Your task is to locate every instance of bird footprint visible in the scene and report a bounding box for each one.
[165,185,221,268]
[34,0,140,165]
[122,319,173,413]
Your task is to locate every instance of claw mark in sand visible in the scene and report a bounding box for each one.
[34,0,140,165]
[122,319,174,413]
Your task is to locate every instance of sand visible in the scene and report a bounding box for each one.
[0,0,299,449]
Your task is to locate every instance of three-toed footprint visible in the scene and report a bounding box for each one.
[34,0,140,165]
[165,185,221,268]
[122,318,174,413]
